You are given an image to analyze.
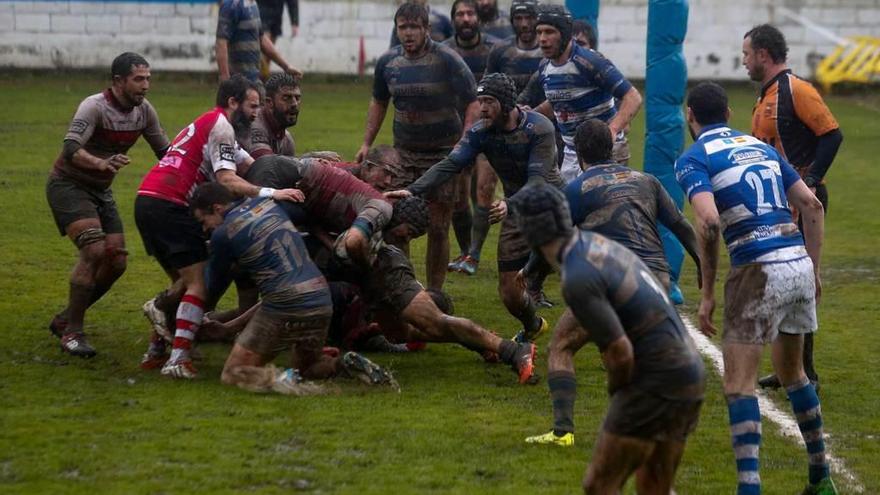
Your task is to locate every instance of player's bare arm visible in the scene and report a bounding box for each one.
[356,98,389,162]
[533,100,553,119]
[608,87,642,137]
[787,180,825,302]
[690,191,721,336]
[67,145,130,174]
[602,335,635,396]
[215,38,230,81]
[259,33,302,78]
[215,169,303,202]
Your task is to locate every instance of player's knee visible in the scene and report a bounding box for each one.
[104,245,128,275]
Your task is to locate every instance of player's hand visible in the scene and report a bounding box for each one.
[488,199,507,224]
[384,189,412,200]
[354,143,370,163]
[199,318,228,335]
[290,24,299,38]
[814,272,822,305]
[285,65,303,80]
[101,154,130,173]
[698,296,717,337]
[274,188,305,202]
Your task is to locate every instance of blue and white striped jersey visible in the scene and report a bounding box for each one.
[675,124,806,266]
[536,44,632,148]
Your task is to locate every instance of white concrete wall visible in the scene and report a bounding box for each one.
[1,0,879,79]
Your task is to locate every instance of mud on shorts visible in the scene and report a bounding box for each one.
[393,147,458,204]
[559,133,630,184]
[497,208,531,272]
[237,306,333,359]
[723,257,818,345]
[46,174,123,236]
[603,385,703,442]
[369,246,424,315]
[134,195,208,272]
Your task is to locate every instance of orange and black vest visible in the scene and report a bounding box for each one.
[751,69,838,172]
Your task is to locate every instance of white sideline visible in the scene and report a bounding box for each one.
[681,315,864,493]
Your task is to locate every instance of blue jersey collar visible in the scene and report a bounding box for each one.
[697,123,732,140]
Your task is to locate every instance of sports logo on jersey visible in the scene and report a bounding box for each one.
[219,144,234,162]
[703,134,762,155]
[69,119,89,135]
[728,146,770,166]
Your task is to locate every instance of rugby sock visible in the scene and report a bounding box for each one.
[548,371,577,435]
[467,206,491,261]
[451,208,472,256]
[727,395,762,495]
[786,378,829,484]
[169,294,204,362]
[65,282,94,333]
[514,292,542,335]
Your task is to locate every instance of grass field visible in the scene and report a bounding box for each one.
[0,71,877,494]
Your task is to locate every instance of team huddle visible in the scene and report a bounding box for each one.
[44,1,842,494]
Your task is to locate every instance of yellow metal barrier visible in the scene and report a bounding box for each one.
[816,36,880,93]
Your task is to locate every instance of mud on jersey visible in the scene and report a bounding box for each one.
[53,89,168,190]
[138,107,247,206]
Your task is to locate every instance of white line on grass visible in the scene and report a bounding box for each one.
[681,315,864,493]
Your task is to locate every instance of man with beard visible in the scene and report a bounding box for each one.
[441,0,498,276]
[389,0,453,47]
[533,4,642,183]
[46,52,170,357]
[135,75,302,379]
[486,0,542,97]
[355,2,479,292]
[742,24,843,393]
[238,72,300,159]
[386,73,561,344]
[476,0,513,40]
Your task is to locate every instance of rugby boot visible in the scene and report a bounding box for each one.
[513,343,537,384]
[362,335,410,353]
[801,477,838,495]
[512,316,549,344]
[341,352,398,389]
[271,368,303,394]
[161,358,198,379]
[142,297,172,343]
[758,374,782,390]
[447,254,466,272]
[60,332,97,358]
[48,314,68,338]
[457,255,479,276]
[139,351,169,370]
[527,289,554,309]
[524,431,574,447]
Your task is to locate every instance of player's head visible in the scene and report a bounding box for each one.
[509,183,574,268]
[190,182,235,233]
[361,145,402,191]
[475,0,498,24]
[110,52,151,107]
[686,82,730,139]
[509,0,538,45]
[573,20,597,49]
[742,24,788,82]
[217,75,261,134]
[451,0,480,42]
[476,73,517,129]
[385,196,429,244]
[395,2,430,55]
[264,72,301,128]
[536,4,573,60]
[574,119,613,169]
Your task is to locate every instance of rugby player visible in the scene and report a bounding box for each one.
[533,5,642,183]
[355,2,480,292]
[485,0,542,98]
[46,52,169,357]
[676,82,836,495]
[742,24,843,392]
[475,0,513,40]
[389,0,453,46]
[565,119,701,292]
[190,183,397,393]
[512,184,705,494]
[441,0,498,276]
[386,73,560,344]
[216,0,301,82]
[135,75,301,379]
